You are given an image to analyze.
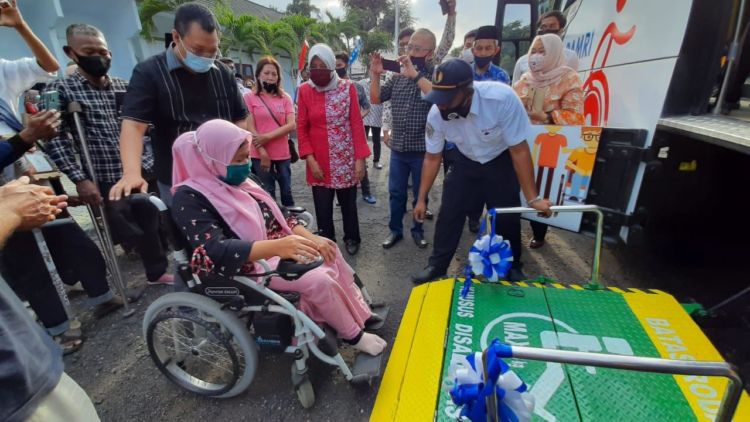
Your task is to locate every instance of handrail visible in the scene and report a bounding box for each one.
[507,345,743,422]
[493,205,605,289]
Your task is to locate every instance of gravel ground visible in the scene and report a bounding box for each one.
[58,145,747,421]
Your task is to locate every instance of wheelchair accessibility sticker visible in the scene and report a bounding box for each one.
[436,283,709,422]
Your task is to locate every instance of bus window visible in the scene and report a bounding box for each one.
[502,4,532,40]
[538,0,555,16]
[500,41,517,76]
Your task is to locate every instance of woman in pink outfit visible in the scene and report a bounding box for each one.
[170,119,386,356]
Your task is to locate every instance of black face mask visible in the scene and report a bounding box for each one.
[71,51,111,78]
[439,91,472,121]
[537,28,561,36]
[474,55,493,69]
[261,80,278,93]
[410,56,427,70]
[335,67,347,78]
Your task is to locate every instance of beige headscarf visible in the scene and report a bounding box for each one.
[523,34,574,88]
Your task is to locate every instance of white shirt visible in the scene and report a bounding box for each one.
[425,81,531,164]
[0,57,56,138]
[512,49,579,82]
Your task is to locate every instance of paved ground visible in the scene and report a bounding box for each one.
[59,144,748,421]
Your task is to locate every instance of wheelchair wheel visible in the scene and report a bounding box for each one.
[296,377,315,409]
[143,292,258,398]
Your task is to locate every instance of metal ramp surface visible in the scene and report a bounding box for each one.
[371,280,750,421]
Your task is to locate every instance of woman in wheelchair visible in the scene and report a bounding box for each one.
[170,119,387,356]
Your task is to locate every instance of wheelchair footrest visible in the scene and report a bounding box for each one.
[350,352,383,385]
[365,304,390,331]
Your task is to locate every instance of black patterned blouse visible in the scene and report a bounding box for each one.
[172,185,298,276]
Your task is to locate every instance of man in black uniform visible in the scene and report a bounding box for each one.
[412,59,552,284]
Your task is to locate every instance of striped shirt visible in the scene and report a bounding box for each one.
[359,78,383,127]
[46,72,130,183]
[121,47,248,184]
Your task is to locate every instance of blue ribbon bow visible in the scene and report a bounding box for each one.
[460,209,514,298]
[449,339,532,422]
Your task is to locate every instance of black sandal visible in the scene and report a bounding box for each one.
[54,331,84,355]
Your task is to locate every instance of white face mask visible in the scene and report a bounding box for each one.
[461,48,474,64]
[528,53,545,72]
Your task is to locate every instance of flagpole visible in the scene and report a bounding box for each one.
[394,0,400,53]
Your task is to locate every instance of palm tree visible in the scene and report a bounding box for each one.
[137,0,193,41]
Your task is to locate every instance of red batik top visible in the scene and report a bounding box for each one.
[296,79,370,189]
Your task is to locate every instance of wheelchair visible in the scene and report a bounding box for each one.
[134,193,388,408]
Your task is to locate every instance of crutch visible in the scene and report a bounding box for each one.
[67,101,133,317]
[31,218,80,329]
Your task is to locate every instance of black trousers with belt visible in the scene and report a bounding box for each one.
[429,149,522,274]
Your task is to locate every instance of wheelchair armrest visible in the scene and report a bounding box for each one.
[275,258,323,280]
[286,206,307,214]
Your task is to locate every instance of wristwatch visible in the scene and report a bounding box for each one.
[411,73,423,83]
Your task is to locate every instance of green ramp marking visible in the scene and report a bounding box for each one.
[436,282,581,422]
[544,288,696,421]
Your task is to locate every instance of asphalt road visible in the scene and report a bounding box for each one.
[60,144,747,421]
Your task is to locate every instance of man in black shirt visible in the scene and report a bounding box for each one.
[109,2,247,205]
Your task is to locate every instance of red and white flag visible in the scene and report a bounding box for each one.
[298,39,309,71]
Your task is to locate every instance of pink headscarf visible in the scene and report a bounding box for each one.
[171,119,292,242]
[523,33,574,88]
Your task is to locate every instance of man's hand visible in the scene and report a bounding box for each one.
[369,52,384,76]
[398,55,419,79]
[18,110,61,143]
[354,158,365,182]
[0,176,67,231]
[76,179,102,206]
[413,199,427,223]
[382,132,391,149]
[108,173,147,201]
[0,0,24,29]
[447,0,457,15]
[306,156,324,181]
[531,198,553,217]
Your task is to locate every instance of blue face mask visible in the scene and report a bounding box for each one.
[178,40,215,73]
[220,161,251,185]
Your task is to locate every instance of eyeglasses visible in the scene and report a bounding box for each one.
[406,44,432,54]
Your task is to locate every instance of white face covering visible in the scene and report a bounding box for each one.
[528,53,545,72]
[461,48,474,65]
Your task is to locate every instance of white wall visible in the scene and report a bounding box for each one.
[0,0,141,80]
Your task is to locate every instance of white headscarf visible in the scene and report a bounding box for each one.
[307,43,340,92]
[523,34,574,88]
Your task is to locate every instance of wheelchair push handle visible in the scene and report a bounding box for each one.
[493,205,605,288]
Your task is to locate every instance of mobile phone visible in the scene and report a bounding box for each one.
[439,0,450,15]
[40,91,61,112]
[382,58,401,73]
[531,87,546,112]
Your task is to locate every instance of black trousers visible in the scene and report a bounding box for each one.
[100,182,168,282]
[365,126,382,163]
[429,150,522,273]
[311,185,361,243]
[443,147,484,224]
[1,220,109,331]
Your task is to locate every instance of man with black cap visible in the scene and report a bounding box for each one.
[411,59,552,284]
[471,25,510,83]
